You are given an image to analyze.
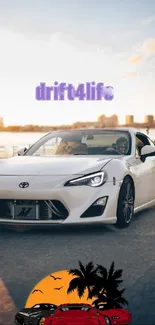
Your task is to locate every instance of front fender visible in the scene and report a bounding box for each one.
[103,159,135,182]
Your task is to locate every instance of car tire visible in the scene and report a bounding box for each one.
[115,176,134,228]
[38,317,45,325]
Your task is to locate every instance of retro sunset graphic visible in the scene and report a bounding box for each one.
[25,261,128,309]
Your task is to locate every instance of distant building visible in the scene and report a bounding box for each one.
[72,121,96,128]
[0,117,4,127]
[97,115,105,127]
[97,114,118,127]
[144,115,154,126]
[125,115,134,125]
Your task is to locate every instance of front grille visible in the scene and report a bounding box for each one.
[0,199,69,221]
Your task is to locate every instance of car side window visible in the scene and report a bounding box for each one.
[135,133,151,156]
[33,304,40,308]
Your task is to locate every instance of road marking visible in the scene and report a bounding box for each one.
[0,278,17,325]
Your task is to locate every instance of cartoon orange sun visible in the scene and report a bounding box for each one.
[25,270,94,308]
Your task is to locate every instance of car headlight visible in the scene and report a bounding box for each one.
[64,171,106,187]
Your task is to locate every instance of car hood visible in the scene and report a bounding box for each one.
[99,308,130,317]
[0,156,116,176]
[17,308,42,316]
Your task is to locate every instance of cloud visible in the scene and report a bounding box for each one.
[129,55,143,64]
[141,16,154,25]
[141,38,155,54]
[0,28,125,82]
[129,38,155,65]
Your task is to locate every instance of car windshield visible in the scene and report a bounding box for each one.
[60,305,90,311]
[25,130,131,156]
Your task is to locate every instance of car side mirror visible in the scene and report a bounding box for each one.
[140,145,155,162]
[112,143,116,149]
[17,147,27,156]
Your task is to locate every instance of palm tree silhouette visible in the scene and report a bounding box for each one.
[90,261,128,309]
[67,261,128,310]
[92,288,128,309]
[67,261,99,299]
[91,261,123,293]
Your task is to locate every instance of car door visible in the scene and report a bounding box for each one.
[131,132,155,207]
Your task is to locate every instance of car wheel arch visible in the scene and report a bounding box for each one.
[103,315,111,325]
[123,175,135,200]
[115,175,135,228]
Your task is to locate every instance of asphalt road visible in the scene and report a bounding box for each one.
[1,207,155,325]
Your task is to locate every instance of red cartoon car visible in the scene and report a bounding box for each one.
[97,305,132,325]
[43,303,108,325]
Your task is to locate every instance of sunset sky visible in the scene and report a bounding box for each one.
[0,0,155,126]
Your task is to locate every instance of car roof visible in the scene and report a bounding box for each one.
[58,303,91,306]
[32,303,56,307]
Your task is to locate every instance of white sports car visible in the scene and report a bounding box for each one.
[1,127,155,229]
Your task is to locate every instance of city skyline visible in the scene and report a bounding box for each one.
[1,114,155,128]
[0,1,155,125]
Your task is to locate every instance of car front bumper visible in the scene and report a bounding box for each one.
[0,175,121,226]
